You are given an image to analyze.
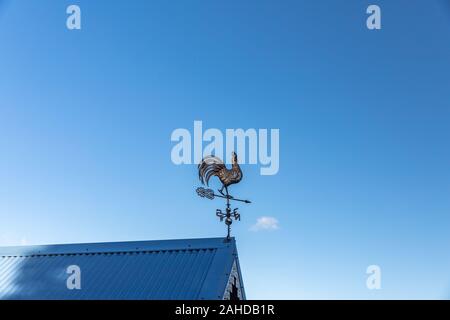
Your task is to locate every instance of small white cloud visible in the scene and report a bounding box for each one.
[250,216,279,232]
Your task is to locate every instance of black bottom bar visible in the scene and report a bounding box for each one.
[0,300,448,319]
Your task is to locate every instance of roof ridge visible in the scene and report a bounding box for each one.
[0,237,235,256]
[0,247,218,258]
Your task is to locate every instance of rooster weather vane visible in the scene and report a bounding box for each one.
[196,152,251,241]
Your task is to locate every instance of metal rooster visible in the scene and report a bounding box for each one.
[196,152,250,240]
[198,152,243,196]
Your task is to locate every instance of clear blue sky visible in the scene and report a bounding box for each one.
[1,0,450,299]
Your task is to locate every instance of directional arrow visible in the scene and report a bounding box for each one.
[196,187,251,204]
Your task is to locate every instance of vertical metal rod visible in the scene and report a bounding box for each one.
[226,186,231,241]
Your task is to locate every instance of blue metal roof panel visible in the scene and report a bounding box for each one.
[0,237,242,300]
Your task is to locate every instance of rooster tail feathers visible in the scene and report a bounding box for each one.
[198,156,225,186]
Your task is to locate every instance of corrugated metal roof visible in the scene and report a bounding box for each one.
[0,237,245,300]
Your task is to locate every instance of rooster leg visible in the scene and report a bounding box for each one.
[218,185,225,196]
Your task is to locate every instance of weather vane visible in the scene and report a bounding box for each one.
[196,152,251,241]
